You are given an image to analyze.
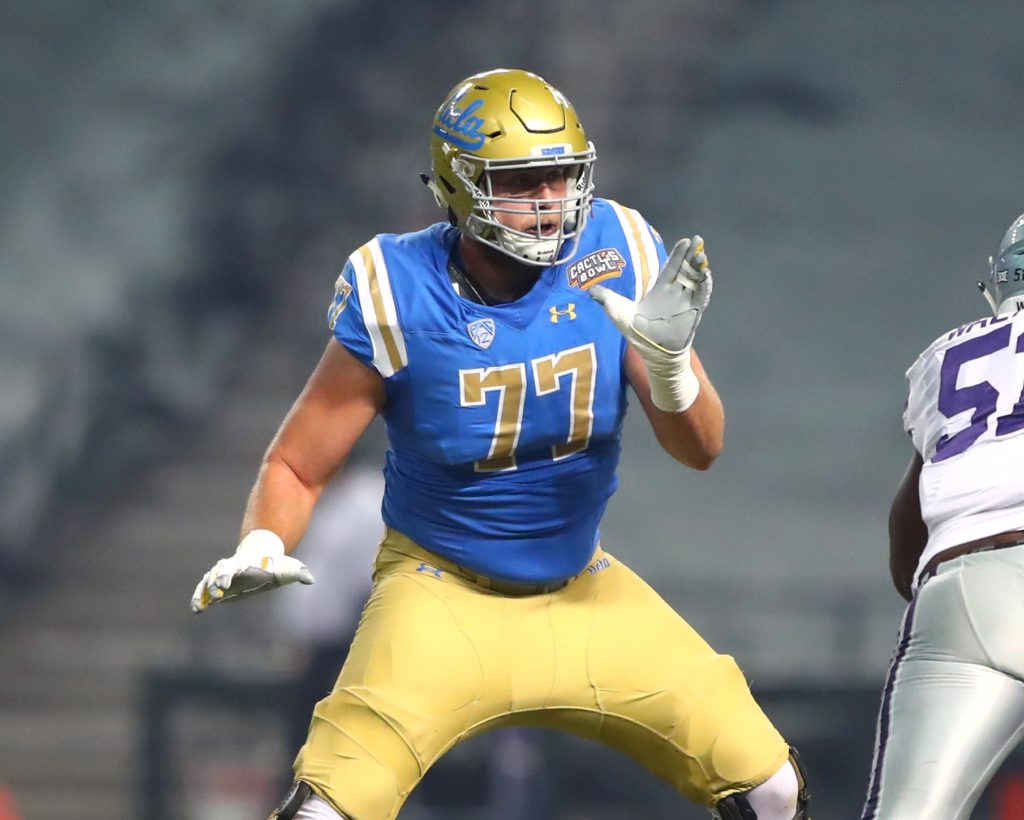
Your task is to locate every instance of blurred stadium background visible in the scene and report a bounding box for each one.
[2,1,1023,817]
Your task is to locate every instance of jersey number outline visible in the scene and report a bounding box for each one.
[459,343,597,472]
[933,323,1024,462]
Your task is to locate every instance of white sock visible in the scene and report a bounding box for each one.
[744,760,799,820]
[294,794,348,820]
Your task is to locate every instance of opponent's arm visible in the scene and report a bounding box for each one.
[191,341,385,612]
[889,452,927,601]
[625,346,722,468]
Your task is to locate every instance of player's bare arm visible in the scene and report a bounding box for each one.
[243,340,385,549]
[625,345,723,469]
[190,341,384,612]
[888,453,926,601]
[591,234,720,469]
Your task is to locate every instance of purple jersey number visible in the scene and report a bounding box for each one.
[933,324,1024,462]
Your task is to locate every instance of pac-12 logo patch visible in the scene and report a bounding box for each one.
[566,248,627,291]
[467,318,496,349]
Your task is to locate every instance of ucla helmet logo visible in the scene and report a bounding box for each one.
[433,90,487,151]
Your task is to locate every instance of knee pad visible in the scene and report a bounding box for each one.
[711,747,811,820]
[269,782,349,820]
[269,781,311,820]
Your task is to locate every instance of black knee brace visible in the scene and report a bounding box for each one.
[712,793,757,820]
[268,781,313,820]
[789,746,811,818]
[711,747,811,820]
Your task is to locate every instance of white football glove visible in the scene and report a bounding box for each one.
[590,235,712,412]
[190,529,314,613]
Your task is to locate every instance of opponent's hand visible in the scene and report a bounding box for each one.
[590,235,712,354]
[190,529,314,613]
[590,236,712,412]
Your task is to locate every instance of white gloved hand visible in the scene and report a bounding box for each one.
[190,529,314,613]
[590,235,712,412]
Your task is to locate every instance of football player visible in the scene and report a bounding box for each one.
[863,212,1024,819]
[190,68,811,820]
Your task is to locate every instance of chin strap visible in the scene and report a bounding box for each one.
[419,172,446,208]
[978,280,999,315]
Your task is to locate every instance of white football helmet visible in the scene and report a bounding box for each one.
[981,212,1024,314]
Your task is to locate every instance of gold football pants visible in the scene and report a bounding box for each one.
[294,529,788,819]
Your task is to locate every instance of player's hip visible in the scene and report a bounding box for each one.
[909,542,1024,678]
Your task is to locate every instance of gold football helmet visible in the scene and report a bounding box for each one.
[426,68,596,266]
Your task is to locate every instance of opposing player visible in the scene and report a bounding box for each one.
[190,68,811,820]
[863,212,1024,819]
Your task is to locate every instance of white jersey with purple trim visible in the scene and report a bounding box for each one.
[863,308,1024,818]
[904,309,1024,592]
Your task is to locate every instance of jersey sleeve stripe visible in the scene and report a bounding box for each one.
[627,207,661,297]
[367,240,409,371]
[352,240,407,376]
[607,200,652,301]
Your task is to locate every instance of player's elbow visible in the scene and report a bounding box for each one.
[649,401,724,469]
[689,446,721,471]
[261,448,324,501]
[672,436,722,470]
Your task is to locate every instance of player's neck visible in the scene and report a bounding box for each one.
[459,235,543,305]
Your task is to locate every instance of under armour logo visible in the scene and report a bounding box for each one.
[416,562,443,578]
[549,303,577,323]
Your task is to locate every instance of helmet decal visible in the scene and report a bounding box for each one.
[433,89,487,151]
[533,144,571,157]
[982,212,1024,315]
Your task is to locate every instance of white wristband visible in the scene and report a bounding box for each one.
[645,347,701,413]
[234,529,286,562]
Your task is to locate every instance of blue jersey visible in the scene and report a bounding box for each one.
[328,198,666,583]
